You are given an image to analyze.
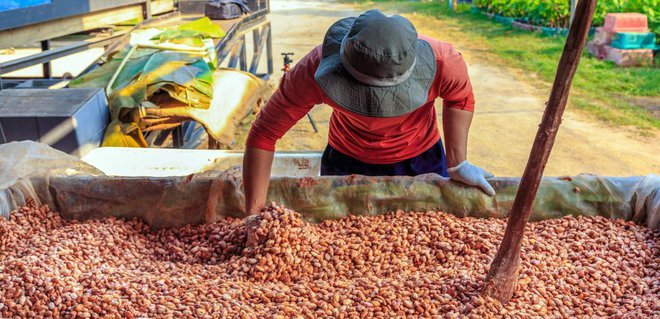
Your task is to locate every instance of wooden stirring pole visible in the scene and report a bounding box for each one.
[481,0,597,304]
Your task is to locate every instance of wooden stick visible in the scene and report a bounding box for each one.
[481,0,597,304]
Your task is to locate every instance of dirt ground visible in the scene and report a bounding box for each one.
[234,0,659,177]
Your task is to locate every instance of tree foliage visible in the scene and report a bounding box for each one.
[475,0,658,32]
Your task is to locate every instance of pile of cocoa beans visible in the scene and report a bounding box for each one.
[0,200,657,318]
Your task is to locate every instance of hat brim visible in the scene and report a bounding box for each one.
[314,17,436,118]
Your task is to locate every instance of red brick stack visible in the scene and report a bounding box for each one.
[587,13,655,66]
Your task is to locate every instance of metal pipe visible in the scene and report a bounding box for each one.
[41,41,51,79]
[142,0,152,20]
[249,25,269,74]
[266,21,273,75]
[239,35,247,71]
[252,28,260,56]
[215,9,269,54]
[227,38,244,68]
[0,34,124,76]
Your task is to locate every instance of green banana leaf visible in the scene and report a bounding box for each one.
[68,59,120,89]
[69,48,159,89]
[73,50,214,117]
[151,17,225,47]
[153,30,206,47]
[176,17,225,38]
[140,52,213,97]
[108,51,213,117]
[69,18,225,147]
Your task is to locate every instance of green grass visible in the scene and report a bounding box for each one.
[342,0,660,131]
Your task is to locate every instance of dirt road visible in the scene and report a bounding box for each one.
[237,0,659,176]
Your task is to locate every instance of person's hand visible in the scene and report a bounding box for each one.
[447,160,496,196]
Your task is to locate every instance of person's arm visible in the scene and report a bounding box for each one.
[442,107,495,196]
[243,147,274,215]
[442,107,472,168]
[243,47,325,214]
[438,44,495,196]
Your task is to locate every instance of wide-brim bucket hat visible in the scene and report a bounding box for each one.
[314,10,436,118]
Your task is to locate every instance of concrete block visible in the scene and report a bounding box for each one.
[593,27,616,45]
[604,45,654,67]
[611,32,656,50]
[587,41,607,59]
[602,13,649,33]
[0,88,108,156]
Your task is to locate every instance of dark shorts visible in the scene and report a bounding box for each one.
[321,141,448,177]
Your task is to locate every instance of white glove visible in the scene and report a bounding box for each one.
[447,160,496,196]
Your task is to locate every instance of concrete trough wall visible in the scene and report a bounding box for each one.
[44,173,660,230]
[2,142,659,230]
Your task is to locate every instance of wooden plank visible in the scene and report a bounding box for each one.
[0,1,176,49]
[0,5,144,49]
[150,0,175,15]
[0,0,149,32]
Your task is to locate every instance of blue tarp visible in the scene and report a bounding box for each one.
[0,0,51,11]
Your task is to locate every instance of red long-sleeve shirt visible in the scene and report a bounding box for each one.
[246,35,475,164]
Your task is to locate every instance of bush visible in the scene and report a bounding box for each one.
[475,0,659,33]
